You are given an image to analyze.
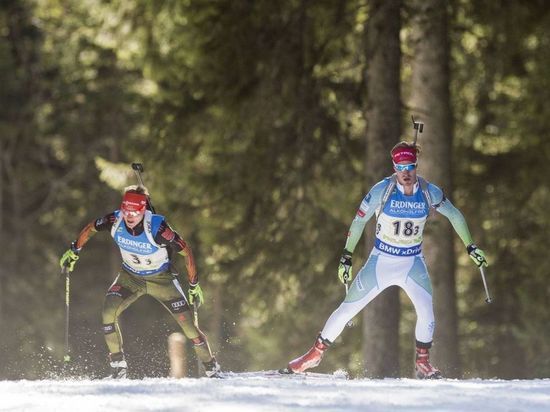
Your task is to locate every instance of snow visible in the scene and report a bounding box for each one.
[1,375,549,412]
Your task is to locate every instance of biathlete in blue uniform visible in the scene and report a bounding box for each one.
[284,141,488,379]
[59,186,220,378]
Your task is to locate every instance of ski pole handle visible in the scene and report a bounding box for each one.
[479,266,492,304]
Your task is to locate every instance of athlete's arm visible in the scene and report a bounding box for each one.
[344,179,388,253]
[74,212,117,250]
[428,184,474,246]
[155,220,198,285]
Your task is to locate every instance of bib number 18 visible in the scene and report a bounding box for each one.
[392,220,419,237]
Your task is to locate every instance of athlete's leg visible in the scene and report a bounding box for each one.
[102,271,145,360]
[402,255,435,345]
[321,252,389,342]
[286,252,389,373]
[146,273,218,373]
[401,255,441,379]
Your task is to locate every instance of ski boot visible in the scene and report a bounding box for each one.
[415,347,442,379]
[281,334,331,374]
[203,358,221,378]
[108,352,128,379]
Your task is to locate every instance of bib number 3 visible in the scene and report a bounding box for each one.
[130,254,152,266]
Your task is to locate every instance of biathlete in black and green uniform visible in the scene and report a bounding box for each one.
[60,186,220,378]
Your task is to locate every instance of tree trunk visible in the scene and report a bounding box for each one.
[408,0,460,377]
[362,0,402,378]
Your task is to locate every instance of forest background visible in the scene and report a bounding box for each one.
[1,0,549,380]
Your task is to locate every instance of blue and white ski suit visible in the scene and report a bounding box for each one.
[321,175,475,345]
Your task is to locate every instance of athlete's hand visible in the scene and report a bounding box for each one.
[467,244,488,267]
[188,283,204,307]
[60,242,80,273]
[337,250,353,284]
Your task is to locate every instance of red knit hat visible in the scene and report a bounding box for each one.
[391,146,417,163]
[121,192,147,213]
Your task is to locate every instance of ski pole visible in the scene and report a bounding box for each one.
[479,266,492,304]
[131,162,156,213]
[193,301,200,327]
[192,301,202,375]
[62,264,71,363]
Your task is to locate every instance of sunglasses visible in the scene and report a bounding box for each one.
[122,209,144,218]
[393,163,417,172]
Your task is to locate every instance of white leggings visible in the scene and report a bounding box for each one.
[321,249,435,344]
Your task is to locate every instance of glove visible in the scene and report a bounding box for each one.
[467,244,488,267]
[337,250,353,284]
[60,241,80,273]
[188,283,204,307]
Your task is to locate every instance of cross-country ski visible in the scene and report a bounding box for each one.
[218,369,348,380]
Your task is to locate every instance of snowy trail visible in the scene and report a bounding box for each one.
[1,376,549,412]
